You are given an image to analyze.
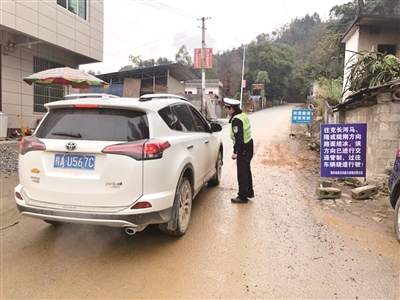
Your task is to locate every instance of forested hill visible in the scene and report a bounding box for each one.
[192,0,400,103]
[111,0,399,103]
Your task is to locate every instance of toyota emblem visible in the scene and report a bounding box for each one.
[65,142,77,151]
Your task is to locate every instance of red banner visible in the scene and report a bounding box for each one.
[194,48,201,69]
[205,48,212,68]
[193,48,213,69]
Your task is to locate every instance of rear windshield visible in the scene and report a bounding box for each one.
[36,108,149,141]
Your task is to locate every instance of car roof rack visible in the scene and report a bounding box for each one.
[63,93,119,100]
[139,93,188,102]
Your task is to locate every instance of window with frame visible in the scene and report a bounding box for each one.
[159,104,209,132]
[378,44,397,56]
[33,57,65,114]
[57,0,87,20]
[172,104,196,132]
[188,106,208,132]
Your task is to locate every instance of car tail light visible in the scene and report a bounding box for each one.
[131,202,152,209]
[102,139,170,160]
[15,191,23,200]
[19,136,46,155]
[396,150,400,157]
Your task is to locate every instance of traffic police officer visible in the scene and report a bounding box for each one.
[224,98,254,203]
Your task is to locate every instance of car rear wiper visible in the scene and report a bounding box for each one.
[52,131,82,138]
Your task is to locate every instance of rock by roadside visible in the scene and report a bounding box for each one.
[0,145,19,175]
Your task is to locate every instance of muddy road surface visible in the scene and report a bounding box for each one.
[1,103,399,299]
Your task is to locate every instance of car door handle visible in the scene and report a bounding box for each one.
[187,145,194,150]
[204,140,209,144]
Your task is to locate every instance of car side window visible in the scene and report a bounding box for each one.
[189,106,209,132]
[172,104,196,132]
[159,106,185,131]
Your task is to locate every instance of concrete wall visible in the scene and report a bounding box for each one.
[168,76,185,94]
[330,92,400,175]
[343,30,359,93]
[0,0,103,61]
[0,0,104,132]
[1,40,81,130]
[342,24,400,95]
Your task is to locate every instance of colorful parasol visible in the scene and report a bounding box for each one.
[23,67,109,89]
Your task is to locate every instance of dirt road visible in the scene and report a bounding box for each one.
[1,103,399,299]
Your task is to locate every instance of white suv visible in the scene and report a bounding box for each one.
[15,93,223,236]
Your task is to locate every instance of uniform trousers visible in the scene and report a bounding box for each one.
[236,139,254,200]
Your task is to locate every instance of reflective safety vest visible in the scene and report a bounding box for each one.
[230,113,252,143]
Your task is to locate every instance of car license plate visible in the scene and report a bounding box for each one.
[54,154,95,170]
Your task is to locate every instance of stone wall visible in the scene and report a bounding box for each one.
[330,92,400,175]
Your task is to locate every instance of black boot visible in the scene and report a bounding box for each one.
[231,197,248,203]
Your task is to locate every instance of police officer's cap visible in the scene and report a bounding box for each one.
[224,98,240,107]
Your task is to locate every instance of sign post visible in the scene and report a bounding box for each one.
[291,109,312,136]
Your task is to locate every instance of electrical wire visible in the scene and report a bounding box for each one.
[102,0,200,62]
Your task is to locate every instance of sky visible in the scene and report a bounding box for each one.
[80,0,351,74]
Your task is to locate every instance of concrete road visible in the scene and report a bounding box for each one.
[1,103,399,299]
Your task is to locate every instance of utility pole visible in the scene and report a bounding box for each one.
[198,17,211,117]
[240,46,246,109]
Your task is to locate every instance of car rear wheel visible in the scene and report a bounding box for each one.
[159,177,192,236]
[394,197,400,242]
[207,151,222,187]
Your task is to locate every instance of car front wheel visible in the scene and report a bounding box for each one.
[207,151,222,187]
[394,197,400,242]
[160,177,192,237]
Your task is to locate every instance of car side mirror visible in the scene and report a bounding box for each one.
[210,122,222,132]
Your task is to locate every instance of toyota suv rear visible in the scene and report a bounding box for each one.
[15,93,223,236]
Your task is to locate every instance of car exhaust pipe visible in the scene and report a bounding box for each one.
[125,227,137,235]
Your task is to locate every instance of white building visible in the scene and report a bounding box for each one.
[184,79,223,98]
[0,0,104,133]
[341,15,400,98]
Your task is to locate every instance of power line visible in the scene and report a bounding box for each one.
[102,1,200,61]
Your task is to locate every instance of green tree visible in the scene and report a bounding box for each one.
[216,48,245,96]
[245,41,294,101]
[364,0,400,15]
[156,57,173,65]
[223,68,233,98]
[175,45,193,66]
[128,54,143,68]
[119,65,134,71]
[254,71,270,85]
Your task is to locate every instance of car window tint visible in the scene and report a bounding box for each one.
[172,104,196,132]
[36,108,149,141]
[159,106,183,131]
[189,106,209,132]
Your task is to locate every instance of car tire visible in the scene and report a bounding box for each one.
[394,197,400,242]
[159,177,192,237]
[207,151,222,187]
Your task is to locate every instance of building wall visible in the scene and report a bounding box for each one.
[0,0,103,61]
[184,80,222,97]
[168,76,184,94]
[0,0,104,132]
[343,30,360,93]
[342,24,400,95]
[329,93,400,175]
[359,25,400,56]
[1,43,82,130]
[185,85,220,95]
